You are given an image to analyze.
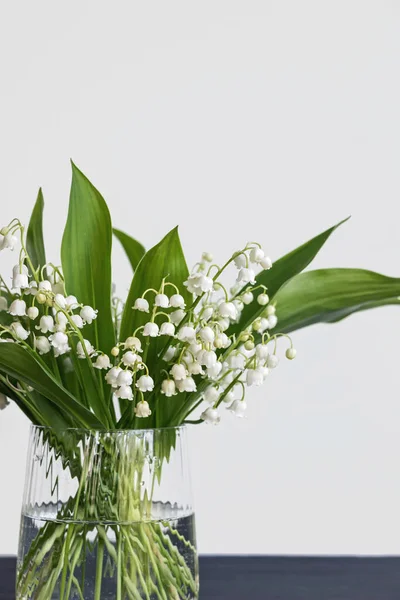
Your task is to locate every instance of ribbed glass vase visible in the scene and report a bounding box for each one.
[17,425,199,600]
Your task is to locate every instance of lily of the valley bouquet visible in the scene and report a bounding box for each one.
[2,163,399,600]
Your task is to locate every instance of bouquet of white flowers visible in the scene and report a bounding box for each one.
[2,163,399,599]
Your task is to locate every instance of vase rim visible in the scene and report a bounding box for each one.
[30,424,187,434]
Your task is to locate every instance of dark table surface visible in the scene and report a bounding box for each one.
[2,555,400,599]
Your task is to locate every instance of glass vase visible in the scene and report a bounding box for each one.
[17,425,199,599]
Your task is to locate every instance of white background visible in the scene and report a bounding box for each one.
[1,1,400,555]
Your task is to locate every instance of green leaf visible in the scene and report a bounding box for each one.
[120,226,191,342]
[0,343,104,429]
[61,162,115,354]
[113,228,145,272]
[229,217,349,336]
[272,268,400,333]
[26,188,46,275]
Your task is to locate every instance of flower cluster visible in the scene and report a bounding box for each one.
[0,220,296,424]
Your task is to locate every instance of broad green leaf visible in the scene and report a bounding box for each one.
[26,188,46,275]
[61,162,115,354]
[229,218,349,336]
[113,228,145,272]
[119,227,190,428]
[0,343,104,429]
[272,268,400,333]
[120,227,191,341]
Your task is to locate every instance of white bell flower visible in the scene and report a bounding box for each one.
[117,370,133,387]
[161,379,177,397]
[246,369,264,387]
[8,299,27,316]
[13,273,29,290]
[249,247,265,263]
[76,339,96,359]
[0,393,9,410]
[176,377,197,393]
[163,346,177,362]
[257,318,269,333]
[55,312,68,332]
[27,306,39,320]
[255,344,269,360]
[233,299,244,312]
[39,280,52,292]
[136,375,155,392]
[203,385,220,405]
[199,350,217,368]
[214,333,230,349]
[80,306,98,324]
[200,407,220,425]
[35,336,51,355]
[219,302,237,320]
[65,295,79,310]
[134,400,152,417]
[242,291,254,305]
[188,341,202,356]
[286,348,297,360]
[122,351,140,366]
[260,256,273,270]
[105,366,122,388]
[11,322,29,340]
[268,315,278,329]
[258,366,269,380]
[257,293,269,306]
[207,361,222,380]
[0,233,18,251]
[227,354,246,370]
[124,336,143,352]
[133,298,149,312]
[143,322,159,337]
[199,326,215,343]
[37,315,54,333]
[71,314,84,329]
[170,363,187,381]
[13,264,28,276]
[177,326,196,342]
[94,354,111,370]
[116,385,133,400]
[49,332,70,356]
[184,273,214,296]
[160,322,175,336]
[26,281,38,296]
[0,297,8,312]
[170,309,185,325]
[201,306,214,321]
[155,294,169,308]
[266,355,279,369]
[233,253,246,269]
[237,268,256,285]
[187,361,204,375]
[169,294,186,308]
[228,399,247,417]
[216,318,230,332]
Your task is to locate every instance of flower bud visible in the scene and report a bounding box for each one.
[286,347,297,360]
[36,292,47,305]
[242,291,254,305]
[111,346,120,357]
[27,306,39,320]
[257,293,269,306]
[244,340,255,351]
